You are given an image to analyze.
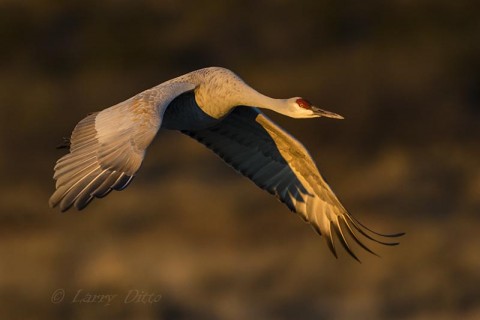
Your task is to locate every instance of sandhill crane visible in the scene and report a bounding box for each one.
[50,67,402,260]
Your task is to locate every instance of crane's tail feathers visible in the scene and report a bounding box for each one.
[56,137,71,150]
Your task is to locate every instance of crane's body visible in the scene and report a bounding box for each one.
[162,91,220,130]
[50,67,402,260]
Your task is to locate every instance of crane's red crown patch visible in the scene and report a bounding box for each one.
[296,98,313,109]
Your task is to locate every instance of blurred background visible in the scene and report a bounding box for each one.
[0,0,479,319]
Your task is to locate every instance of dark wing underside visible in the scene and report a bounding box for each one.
[183,107,403,261]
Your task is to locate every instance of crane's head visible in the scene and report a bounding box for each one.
[287,98,344,119]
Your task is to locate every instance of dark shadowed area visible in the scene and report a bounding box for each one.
[1,1,479,319]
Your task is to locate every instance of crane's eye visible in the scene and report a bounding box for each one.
[296,98,312,110]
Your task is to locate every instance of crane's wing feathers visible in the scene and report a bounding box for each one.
[50,83,195,211]
[183,107,403,260]
[50,98,154,211]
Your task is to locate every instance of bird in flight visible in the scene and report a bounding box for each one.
[50,67,403,260]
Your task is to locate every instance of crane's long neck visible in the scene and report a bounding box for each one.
[236,84,292,117]
[181,67,293,118]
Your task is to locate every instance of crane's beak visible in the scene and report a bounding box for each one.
[312,106,344,119]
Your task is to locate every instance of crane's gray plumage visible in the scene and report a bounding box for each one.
[50,67,403,260]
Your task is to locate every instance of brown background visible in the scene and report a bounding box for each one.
[0,1,479,319]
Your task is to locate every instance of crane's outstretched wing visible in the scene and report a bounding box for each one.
[183,107,403,260]
[50,83,195,211]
